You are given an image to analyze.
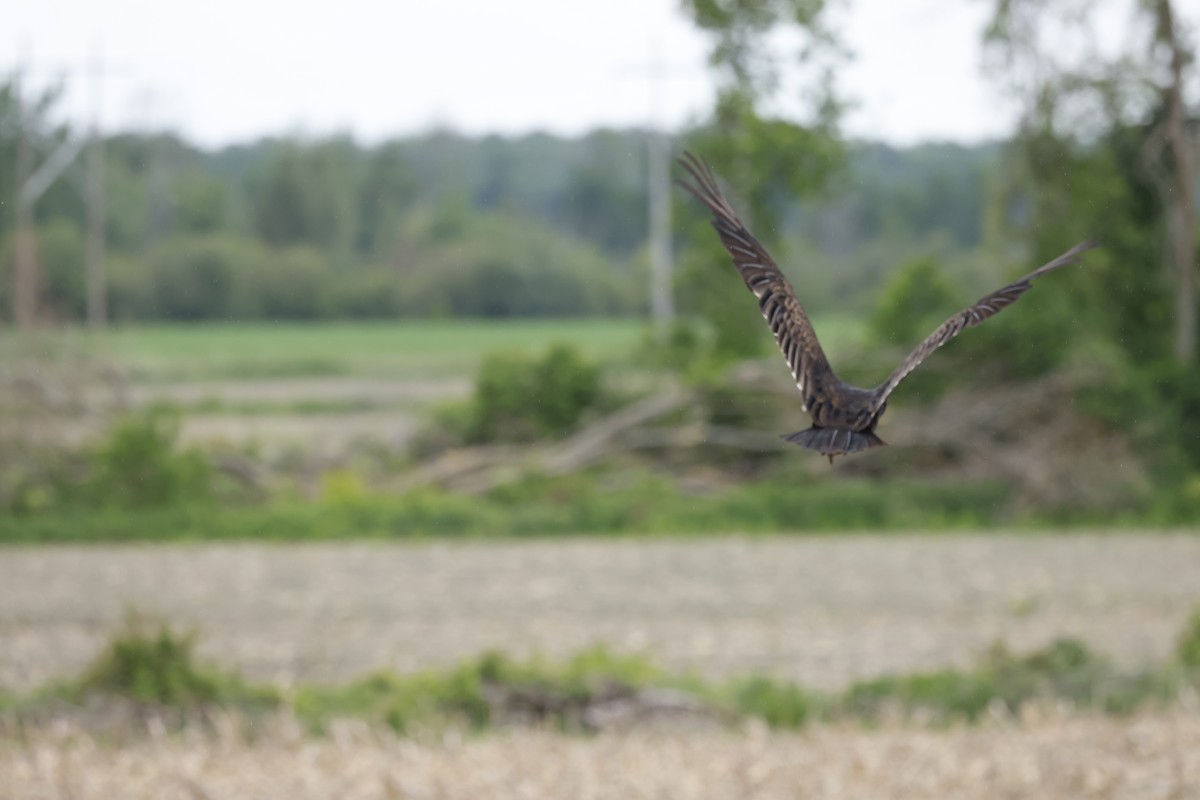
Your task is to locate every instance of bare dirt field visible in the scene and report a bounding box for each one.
[4,533,1200,799]
[2,533,1199,691]
[3,711,1199,799]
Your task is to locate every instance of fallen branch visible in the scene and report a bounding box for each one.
[395,386,694,495]
[541,386,694,474]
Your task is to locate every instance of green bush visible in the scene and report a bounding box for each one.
[0,471,1021,544]
[82,622,218,706]
[402,212,639,318]
[732,676,813,728]
[869,256,959,348]
[296,664,491,734]
[236,247,334,320]
[78,618,277,709]
[865,257,963,402]
[841,638,1157,723]
[77,410,215,509]
[148,236,243,321]
[845,668,994,722]
[11,617,1200,733]
[867,253,1082,397]
[1079,358,1200,482]
[1177,608,1200,669]
[463,344,603,443]
[295,645,664,734]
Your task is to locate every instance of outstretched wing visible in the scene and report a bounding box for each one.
[868,239,1099,411]
[677,151,833,407]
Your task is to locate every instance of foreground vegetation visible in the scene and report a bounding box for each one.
[4,322,1200,541]
[8,473,1200,545]
[5,610,1200,736]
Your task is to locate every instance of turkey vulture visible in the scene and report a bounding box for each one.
[677,151,1098,463]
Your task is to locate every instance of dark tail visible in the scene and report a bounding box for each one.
[782,427,886,462]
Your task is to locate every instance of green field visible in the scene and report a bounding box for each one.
[99,318,648,380]
[7,315,866,382]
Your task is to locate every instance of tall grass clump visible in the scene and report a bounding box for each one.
[76,616,277,710]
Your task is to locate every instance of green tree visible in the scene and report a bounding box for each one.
[148,236,246,321]
[560,140,648,255]
[239,247,333,321]
[172,169,232,235]
[869,257,959,348]
[404,212,638,318]
[355,142,416,257]
[985,0,1197,364]
[250,138,359,252]
[677,0,845,360]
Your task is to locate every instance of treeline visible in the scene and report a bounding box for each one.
[0,79,999,323]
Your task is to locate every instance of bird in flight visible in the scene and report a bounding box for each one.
[677,151,1098,463]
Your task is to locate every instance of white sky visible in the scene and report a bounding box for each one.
[4,0,1190,148]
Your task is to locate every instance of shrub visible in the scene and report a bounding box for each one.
[77,410,215,509]
[869,256,959,348]
[81,621,219,705]
[463,344,603,443]
[295,645,666,734]
[148,236,244,320]
[78,617,276,709]
[237,247,334,320]
[1177,608,1200,669]
[403,212,639,318]
[840,638,1149,723]
[732,676,813,728]
[297,663,491,734]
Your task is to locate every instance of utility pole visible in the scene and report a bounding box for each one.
[86,46,107,331]
[647,127,674,326]
[13,66,39,330]
[7,48,117,332]
[641,40,676,329]
[1154,0,1197,364]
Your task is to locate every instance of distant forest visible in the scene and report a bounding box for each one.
[1,84,1005,323]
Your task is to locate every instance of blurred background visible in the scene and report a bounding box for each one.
[1,0,1197,521]
[2,0,1200,796]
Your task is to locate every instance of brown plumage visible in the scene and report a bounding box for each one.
[677,151,1099,463]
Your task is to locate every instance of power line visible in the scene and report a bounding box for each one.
[8,45,119,331]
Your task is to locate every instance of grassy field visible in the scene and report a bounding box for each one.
[100,318,649,380]
[7,314,866,380]
[0,314,867,453]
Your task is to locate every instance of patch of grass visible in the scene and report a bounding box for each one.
[73,616,279,710]
[445,344,607,444]
[294,646,670,734]
[129,357,352,383]
[730,676,816,728]
[97,319,646,381]
[0,472,1062,544]
[6,615,1200,736]
[295,664,491,734]
[165,396,405,416]
[841,638,1187,723]
[1177,608,1200,669]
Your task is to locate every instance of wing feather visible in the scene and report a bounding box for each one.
[869,239,1100,411]
[677,151,832,406]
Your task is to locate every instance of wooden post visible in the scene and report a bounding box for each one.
[13,71,38,330]
[85,50,107,331]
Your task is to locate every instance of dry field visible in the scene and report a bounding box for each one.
[2,533,1199,691]
[3,533,1200,799]
[2,712,1199,799]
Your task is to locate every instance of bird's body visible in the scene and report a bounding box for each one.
[677,151,1097,463]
